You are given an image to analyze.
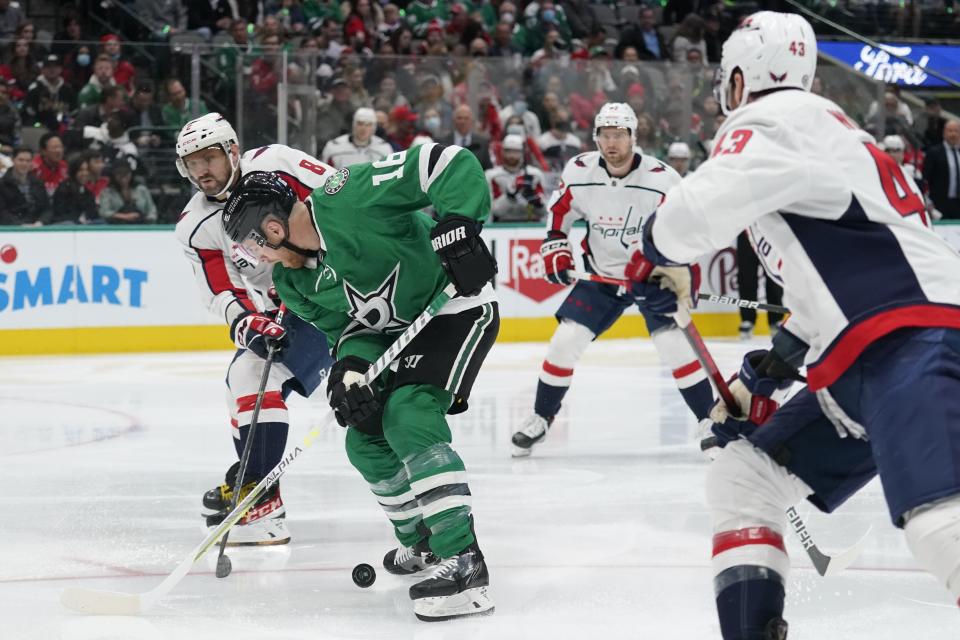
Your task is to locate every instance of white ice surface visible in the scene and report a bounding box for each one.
[1,339,956,639]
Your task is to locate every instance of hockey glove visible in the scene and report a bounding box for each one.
[514,174,543,208]
[709,350,799,427]
[540,231,574,285]
[625,214,700,315]
[231,311,288,361]
[430,215,497,297]
[326,356,381,429]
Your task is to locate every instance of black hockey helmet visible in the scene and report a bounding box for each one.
[222,170,297,245]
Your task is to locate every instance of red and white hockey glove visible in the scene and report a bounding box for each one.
[709,350,797,428]
[231,311,287,360]
[625,214,700,315]
[540,231,574,285]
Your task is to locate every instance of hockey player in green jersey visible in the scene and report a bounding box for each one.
[221,142,499,622]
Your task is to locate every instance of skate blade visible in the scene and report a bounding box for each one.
[511,445,533,458]
[413,587,495,622]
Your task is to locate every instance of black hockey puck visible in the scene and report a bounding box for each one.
[352,563,376,588]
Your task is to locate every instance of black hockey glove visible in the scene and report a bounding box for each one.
[430,215,497,297]
[326,356,381,428]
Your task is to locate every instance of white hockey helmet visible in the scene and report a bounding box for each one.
[592,102,638,143]
[717,11,817,115]
[502,134,525,152]
[175,112,240,197]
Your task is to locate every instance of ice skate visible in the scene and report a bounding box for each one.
[383,540,439,575]
[511,413,552,457]
[202,462,289,546]
[738,321,754,341]
[409,541,494,621]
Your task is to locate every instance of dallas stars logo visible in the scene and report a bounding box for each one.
[342,264,409,333]
[324,168,349,195]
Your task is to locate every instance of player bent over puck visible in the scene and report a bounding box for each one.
[221,142,499,622]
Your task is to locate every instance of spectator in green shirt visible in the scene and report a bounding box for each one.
[161,78,208,132]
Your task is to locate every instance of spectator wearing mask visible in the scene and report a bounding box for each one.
[615,8,667,61]
[51,154,97,224]
[536,108,582,173]
[23,54,78,131]
[485,133,546,222]
[513,1,572,56]
[442,104,492,170]
[78,55,116,108]
[32,132,67,196]
[99,162,156,224]
[321,107,392,167]
[923,119,960,219]
[0,147,50,225]
[499,98,542,139]
[666,141,691,176]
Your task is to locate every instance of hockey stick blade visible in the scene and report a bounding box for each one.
[61,284,459,615]
[786,506,871,576]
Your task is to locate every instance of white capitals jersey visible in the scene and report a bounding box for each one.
[485,163,546,221]
[547,151,680,278]
[175,144,333,328]
[320,133,393,168]
[652,90,960,390]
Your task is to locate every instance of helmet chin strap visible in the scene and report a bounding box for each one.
[210,144,241,199]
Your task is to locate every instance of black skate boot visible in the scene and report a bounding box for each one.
[764,617,788,639]
[384,538,439,575]
[511,413,554,457]
[202,462,289,546]
[409,541,494,621]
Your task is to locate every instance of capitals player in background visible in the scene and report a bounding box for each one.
[625,12,960,638]
[485,133,547,222]
[174,113,334,544]
[511,103,715,457]
[221,141,498,621]
[321,107,393,168]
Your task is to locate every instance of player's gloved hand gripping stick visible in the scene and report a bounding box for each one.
[60,283,460,615]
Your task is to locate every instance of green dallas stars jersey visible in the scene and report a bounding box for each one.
[271,143,495,364]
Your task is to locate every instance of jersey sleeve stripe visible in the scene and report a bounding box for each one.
[423,145,463,194]
[196,248,256,311]
[276,170,314,201]
[549,187,574,232]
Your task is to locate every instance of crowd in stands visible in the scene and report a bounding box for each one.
[0,0,955,226]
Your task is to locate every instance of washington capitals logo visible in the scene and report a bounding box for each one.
[342,264,409,333]
[769,71,787,83]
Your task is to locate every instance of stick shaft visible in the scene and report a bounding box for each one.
[568,270,630,287]
[697,293,790,316]
[216,305,285,559]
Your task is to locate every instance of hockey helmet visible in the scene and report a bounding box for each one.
[222,171,297,264]
[592,102,638,144]
[502,134,525,152]
[176,112,240,197]
[717,11,817,115]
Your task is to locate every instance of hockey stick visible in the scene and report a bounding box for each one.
[697,293,790,316]
[215,305,286,579]
[675,310,868,577]
[568,270,630,287]
[61,283,460,615]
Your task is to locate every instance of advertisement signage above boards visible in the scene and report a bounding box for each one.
[817,40,960,88]
[21,222,950,354]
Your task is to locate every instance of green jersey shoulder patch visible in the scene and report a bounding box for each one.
[324,167,349,195]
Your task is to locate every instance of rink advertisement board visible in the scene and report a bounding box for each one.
[817,41,960,87]
[3,223,957,354]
